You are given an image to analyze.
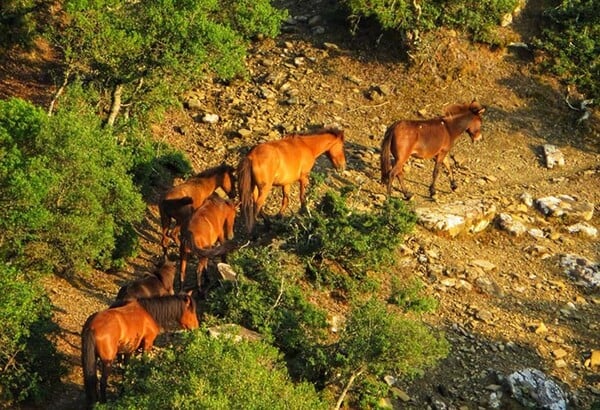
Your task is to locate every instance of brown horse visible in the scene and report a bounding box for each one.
[179,194,237,290]
[238,128,346,234]
[82,293,198,405]
[159,164,236,257]
[114,261,176,303]
[380,101,486,200]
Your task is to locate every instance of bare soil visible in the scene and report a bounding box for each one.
[3,0,600,408]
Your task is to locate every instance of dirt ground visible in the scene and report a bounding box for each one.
[2,0,599,408]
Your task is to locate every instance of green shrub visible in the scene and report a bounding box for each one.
[0,97,145,274]
[104,330,328,409]
[332,298,449,407]
[342,0,518,46]
[388,276,439,313]
[0,0,47,48]
[534,0,599,100]
[0,262,63,406]
[207,246,331,382]
[279,190,416,291]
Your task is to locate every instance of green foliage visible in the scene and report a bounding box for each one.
[343,0,518,46]
[104,330,328,409]
[534,0,599,100]
[280,190,416,290]
[388,276,439,313]
[0,0,46,48]
[333,298,449,406]
[48,0,287,124]
[208,246,331,382]
[0,97,145,274]
[0,262,63,406]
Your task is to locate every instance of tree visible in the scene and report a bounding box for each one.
[47,0,288,125]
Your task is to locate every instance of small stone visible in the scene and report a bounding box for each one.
[555,359,567,368]
[534,322,548,334]
[391,387,411,402]
[584,350,600,368]
[237,128,252,137]
[552,348,568,359]
[202,113,219,124]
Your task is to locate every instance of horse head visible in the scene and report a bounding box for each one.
[179,291,199,330]
[466,100,486,142]
[325,129,347,172]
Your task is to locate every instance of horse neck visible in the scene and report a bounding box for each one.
[300,134,337,156]
[444,112,474,139]
[190,176,217,191]
[137,296,183,328]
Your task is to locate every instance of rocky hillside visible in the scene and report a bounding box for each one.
[2,0,599,409]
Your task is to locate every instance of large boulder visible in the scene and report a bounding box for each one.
[415,199,497,237]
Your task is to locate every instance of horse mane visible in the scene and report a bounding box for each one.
[442,103,470,118]
[286,127,344,139]
[195,164,235,179]
[136,294,195,328]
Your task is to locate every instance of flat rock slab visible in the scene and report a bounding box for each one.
[535,195,594,222]
[415,199,497,237]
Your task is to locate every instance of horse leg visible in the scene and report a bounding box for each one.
[443,156,457,191]
[99,360,112,403]
[278,185,291,216]
[196,257,208,291]
[179,246,189,291]
[298,175,309,212]
[430,155,445,199]
[390,161,412,200]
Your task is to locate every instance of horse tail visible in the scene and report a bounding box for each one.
[380,123,395,185]
[237,156,256,234]
[81,317,98,405]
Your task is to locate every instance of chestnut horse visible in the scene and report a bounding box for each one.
[114,261,176,303]
[82,293,198,405]
[380,101,486,200]
[238,128,346,234]
[179,194,236,290]
[159,164,236,257]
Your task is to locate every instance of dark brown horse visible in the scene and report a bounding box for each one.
[159,164,236,256]
[179,194,237,290]
[238,128,346,234]
[114,261,176,303]
[380,101,486,200]
[82,293,198,405]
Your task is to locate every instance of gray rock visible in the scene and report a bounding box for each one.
[506,368,567,410]
[542,144,565,168]
[415,200,497,237]
[535,195,594,222]
[559,254,600,288]
[566,222,598,238]
[495,213,528,236]
[202,113,219,124]
[207,324,262,342]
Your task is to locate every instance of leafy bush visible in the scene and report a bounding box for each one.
[332,298,449,407]
[104,330,328,409]
[388,276,439,313]
[0,0,46,48]
[534,0,599,100]
[342,0,518,46]
[207,246,331,382]
[280,190,416,290]
[0,97,145,274]
[48,0,288,125]
[0,262,63,406]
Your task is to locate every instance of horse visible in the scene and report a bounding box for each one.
[179,194,237,291]
[237,128,346,234]
[159,164,236,257]
[114,261,176,303]
[81,293,198,405]
[380,100,486,200]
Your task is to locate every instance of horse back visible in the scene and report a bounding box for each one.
[185,196,234,248]
[248,138,314,184]
[391,119,451,159]
[88,303,159,359]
